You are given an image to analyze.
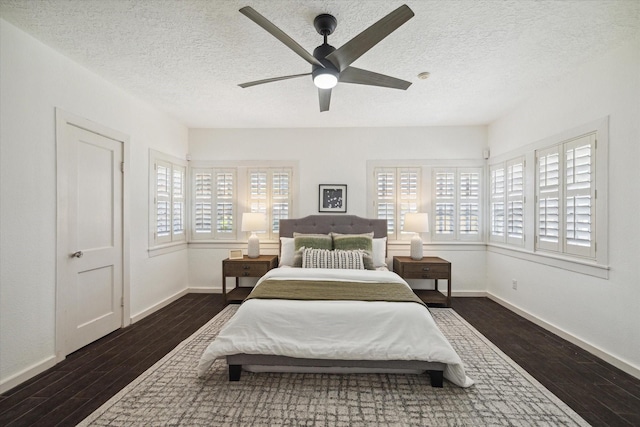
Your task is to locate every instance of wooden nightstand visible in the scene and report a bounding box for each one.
[222,255,278,304]
[393,256,452,307]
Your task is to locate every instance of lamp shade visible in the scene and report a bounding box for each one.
[403,213,429,233]
[241,212,267,232]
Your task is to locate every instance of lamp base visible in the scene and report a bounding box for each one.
[410,234,423,260]
[247,233,260,258]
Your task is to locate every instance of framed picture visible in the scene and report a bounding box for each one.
[228,249,243,260]
[319,184,347,213]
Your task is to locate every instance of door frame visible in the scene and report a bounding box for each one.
[55,108,131,362]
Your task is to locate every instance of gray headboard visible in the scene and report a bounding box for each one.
[280,215,387,239]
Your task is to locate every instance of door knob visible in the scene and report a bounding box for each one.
[71,251,83,258]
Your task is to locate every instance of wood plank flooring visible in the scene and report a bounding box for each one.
[1,295,638,426]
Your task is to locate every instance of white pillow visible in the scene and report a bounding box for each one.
[372,237,387,268]
[279,237,295,267]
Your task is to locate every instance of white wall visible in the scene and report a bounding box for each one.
[0,19,189,391]
[188,127,488,295]
[487,39,640,375]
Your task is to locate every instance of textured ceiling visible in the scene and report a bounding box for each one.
[1,0,638,128]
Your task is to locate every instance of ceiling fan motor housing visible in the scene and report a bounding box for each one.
[312,43,339,84]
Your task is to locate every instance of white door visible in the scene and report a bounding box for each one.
[59,121,124,355]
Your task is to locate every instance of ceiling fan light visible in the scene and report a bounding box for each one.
[313,72,338,89]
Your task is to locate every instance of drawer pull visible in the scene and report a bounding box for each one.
[422,267,430,271]
[243,265,250,270]
[242,272,250,276]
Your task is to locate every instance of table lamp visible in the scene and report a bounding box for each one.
[241,212,267,258]
[403,213,429,260]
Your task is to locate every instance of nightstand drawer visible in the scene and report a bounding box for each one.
[224,263,270,277]
[400,264,450,279]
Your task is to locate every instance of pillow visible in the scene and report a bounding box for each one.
[279,237,295,267]
[293,233,332,251]
[372,237,387,268]
[292,246,305,268]
[331,232,374,270]
[301,248,364,270]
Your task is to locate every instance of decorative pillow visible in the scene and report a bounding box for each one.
[279,237,295,267]
[292,246,305,268]
[302,248,364,270]
[372,237,387,268]
[331,232,374,269]
[293,233,333,251]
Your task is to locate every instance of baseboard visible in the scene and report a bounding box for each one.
[187,287,220,294]
[488,293,640,380]
[0,355,57,394]
[130,288,190,324]
[452,290,488,297]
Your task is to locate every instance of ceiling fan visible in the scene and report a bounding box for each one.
[238,4,415,112]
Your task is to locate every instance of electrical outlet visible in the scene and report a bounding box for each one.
[512,279,518,290]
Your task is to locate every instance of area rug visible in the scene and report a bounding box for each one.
[78,306,589,426]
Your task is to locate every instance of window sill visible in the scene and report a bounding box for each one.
[148,241,188,257]
[388,241,486,251]
[487,244,609,279]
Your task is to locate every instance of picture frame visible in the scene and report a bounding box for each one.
[228,249,243,260]
[319,184,347,213]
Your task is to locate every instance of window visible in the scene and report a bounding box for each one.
[536,133,596,258]
[490,158,525,245]
[432,168,482,241]
[150,151,187,247]
[187,162,297,242]
[191,168,236,240]
[247,168,292,240]
[373,167,420,240]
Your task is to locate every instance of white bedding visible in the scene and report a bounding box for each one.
[197,268,473,387]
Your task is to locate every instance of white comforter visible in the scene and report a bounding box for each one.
[197,268,473,387]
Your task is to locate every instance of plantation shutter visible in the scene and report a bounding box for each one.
[249,171,268,215]
[433,167,482,241]
[537,146,560,252]
[155,160,172,243]
[271,170,291,235]
[192,168,235,240]
[434,170,455,237]
[506,158,524,245]
[215,170,235,237]
[490,165,505,241]
[399,169,419,237]
[172,165,185,237]
[248,168,292,239]
[194,170,213,235]
[374,167,419,240]
[459,171,480,237]
[565,135,594,257]
[375,168,396,237]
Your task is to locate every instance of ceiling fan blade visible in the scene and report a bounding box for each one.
[325,4,414,72]
[339,67,411,90]
[239,73,311,88]
[240,6,324,68]
[318,88,332,112]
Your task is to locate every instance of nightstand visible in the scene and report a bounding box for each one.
[222,255,278,304]
[393,256,452,307]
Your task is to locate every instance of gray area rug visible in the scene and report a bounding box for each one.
[78,306,589,426]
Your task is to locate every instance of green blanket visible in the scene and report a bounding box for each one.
[246,279,426,307]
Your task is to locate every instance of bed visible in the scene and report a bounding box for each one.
[197,215,473,388]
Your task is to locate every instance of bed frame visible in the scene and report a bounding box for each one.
[227,215,446,387]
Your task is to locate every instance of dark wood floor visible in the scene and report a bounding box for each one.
[1,296,639,426]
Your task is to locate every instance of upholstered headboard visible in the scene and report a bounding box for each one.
[280,215,387,239]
